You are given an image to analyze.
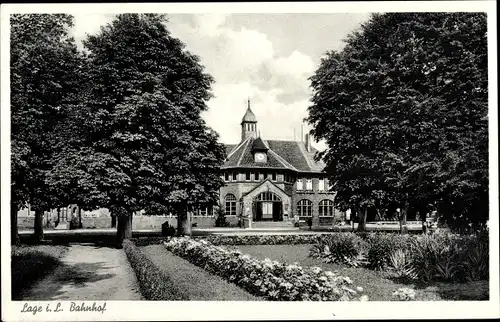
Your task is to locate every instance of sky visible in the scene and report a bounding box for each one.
[70,13,371,150]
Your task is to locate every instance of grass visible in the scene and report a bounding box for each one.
[225,244,489,301]
[141,244,260,301]
[11,245,68,300]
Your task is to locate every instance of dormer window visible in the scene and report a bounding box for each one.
[251,137,268,163]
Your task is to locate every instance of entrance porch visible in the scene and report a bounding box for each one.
[240,179,292,228]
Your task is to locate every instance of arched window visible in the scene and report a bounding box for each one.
[256,191,281,201]
[297,199,312,217]
[225,194,237,216]
[319,200,334,217]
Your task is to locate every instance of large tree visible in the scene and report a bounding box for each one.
[49,14,225,245]
[307,13,488,233]
[10,14,84,243]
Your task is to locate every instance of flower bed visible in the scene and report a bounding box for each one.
[164,237,367,301]
[193,234,324,245]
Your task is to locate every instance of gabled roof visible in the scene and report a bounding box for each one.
[223,138,325,173]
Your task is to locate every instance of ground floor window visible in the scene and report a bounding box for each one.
[225,194,237,216]
[297,199,312,217]
[195,206,212,217]
[319,199,334,217]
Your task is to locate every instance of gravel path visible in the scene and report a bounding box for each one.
[18,244,143,300]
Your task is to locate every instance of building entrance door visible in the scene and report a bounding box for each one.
[254,192,283,222]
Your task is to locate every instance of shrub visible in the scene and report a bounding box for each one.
[123,239,188,300]
[161,222,175,237]
[366,233,411,270]
[462,231,489,281]
[11,246,67,299]
[214,207,229,227]
[309,233,366,266]
[69,215,80,230]
[388,249,417,279]
[164,237,366,301]
[409,231,471,282]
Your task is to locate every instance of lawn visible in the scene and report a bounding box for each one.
[141,245,260,301]
[11,245,68,300]
[224,244,489,301]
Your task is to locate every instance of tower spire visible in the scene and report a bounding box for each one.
[241,97,258,141]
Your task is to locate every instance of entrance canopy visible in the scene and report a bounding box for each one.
[241,179,291,218]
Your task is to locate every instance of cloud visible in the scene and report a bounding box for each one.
[166,14,321,147]
[70,13,368,151]
[70,14,115,50]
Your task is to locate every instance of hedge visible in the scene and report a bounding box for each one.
[194,234,324,245]
[123,239,188,300]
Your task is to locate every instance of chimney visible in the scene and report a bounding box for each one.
[305,133,312,152]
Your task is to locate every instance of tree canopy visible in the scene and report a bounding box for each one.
[307,13,488,231]
[47,14,226,238]
[10,14,84,242]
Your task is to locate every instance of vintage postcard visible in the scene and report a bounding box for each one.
[1,1,498,321]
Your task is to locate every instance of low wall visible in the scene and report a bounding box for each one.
[18,213,240,230]
[18,217,35,229]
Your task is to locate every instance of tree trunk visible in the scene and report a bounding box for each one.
[400,206,409,234]
[116,214,133,248]
[177,204,192,236]
[11,204,20,246]
[356,206,367,232]
[78,207,83,228]
[111,215,117,228]
[34,209,44,243]
[419,207,427,234]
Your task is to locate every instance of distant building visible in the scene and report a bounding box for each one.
[218,100,344,228]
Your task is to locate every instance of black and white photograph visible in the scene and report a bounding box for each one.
[1,1,498,321]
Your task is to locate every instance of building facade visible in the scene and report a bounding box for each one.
[219,101,344,228]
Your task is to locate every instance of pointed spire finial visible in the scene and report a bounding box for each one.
[247,97,250,109]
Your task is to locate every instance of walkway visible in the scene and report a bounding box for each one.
[17,244,143,300]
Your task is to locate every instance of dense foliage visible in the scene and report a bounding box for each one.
[307,13,488,232]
